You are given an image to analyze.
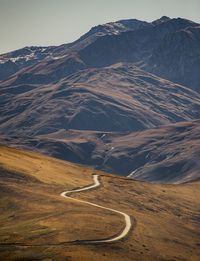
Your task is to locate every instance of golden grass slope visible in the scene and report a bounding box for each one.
[0,145,199,261]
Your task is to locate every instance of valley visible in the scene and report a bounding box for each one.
[1,14,200,260]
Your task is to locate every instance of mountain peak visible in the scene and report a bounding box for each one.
[160,15,171,20]
[83,18,147,38]
[152,16,171,25]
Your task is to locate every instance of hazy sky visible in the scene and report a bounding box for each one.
[0,0,200,54]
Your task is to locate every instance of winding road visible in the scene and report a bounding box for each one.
[60,174,132,243]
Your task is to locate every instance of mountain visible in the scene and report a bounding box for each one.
[79,17,197,66]
[1,119,200,184]
[53,18,148,56]
[1,15,200,260]
[1,16,200,184]
[0,46,51,81]
[144,24,200,92]
[0,18,147,82]
[1,63,200,137]
[0,146,199,260]
[1,17,199,91]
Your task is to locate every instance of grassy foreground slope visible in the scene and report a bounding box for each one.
[0,146,199,261]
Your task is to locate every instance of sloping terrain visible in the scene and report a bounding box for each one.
[144,24,200,92]
[0,146,200,260]
[0,18,147,81]
[79,17,197,66]
[31,119,200,184]
[1,63,200,137]
[1,119,200,184]
[0,46,55,82]
[127,120,200,183]
[1,16,200,185]
[53,18,148,56]
[78,17,200,92]
[1,16,199,91]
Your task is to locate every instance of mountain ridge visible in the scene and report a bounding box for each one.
[0,18,148,82]
[1,16,199,90]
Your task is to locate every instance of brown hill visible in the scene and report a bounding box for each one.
[0,146,199,260]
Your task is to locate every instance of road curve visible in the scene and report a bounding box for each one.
[60,174,132,243]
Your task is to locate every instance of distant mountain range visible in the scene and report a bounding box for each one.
[1,16,200,183]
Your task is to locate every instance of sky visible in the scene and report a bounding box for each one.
[0,0,200,54]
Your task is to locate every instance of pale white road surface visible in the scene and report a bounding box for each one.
[60,174,132,243]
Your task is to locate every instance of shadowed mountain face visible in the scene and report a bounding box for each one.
[144,25,200,92]
[1,16,200,184]
[78,17,200,92]
[79,17,198,66]
[1,63,200,137]
[1,17,199,90]
[1,119,200,184]
[0,18,147,81]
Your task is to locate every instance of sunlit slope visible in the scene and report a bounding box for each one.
[0,146,199,261]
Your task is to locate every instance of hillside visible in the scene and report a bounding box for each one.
[1,63,200,138]
[1,119,200,184]
[0,146,199,260]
